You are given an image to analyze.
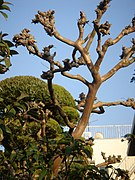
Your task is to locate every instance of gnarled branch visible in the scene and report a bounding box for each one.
[102,20,135,53]
[102,57,135,82]
[93,18,135,73]
[93,98,135,110]
[47,78,76,130]
[76,93,135,113]
[85,0,111,52]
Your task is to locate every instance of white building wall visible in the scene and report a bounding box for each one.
[92,138,135,179]
[92,138,128,165]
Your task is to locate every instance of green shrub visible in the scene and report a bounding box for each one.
[53,106,80,125]
[46,118,62,138]
[0,76,80,126]
[0,76,75,107]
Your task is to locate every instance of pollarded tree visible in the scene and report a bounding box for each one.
[12,0,135,176]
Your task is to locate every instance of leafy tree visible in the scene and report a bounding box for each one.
[0,0,18,74]
[0,0,11,19]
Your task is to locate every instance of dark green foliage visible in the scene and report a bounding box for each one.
[0,1,18,74]
[0,76,79,128]
[0,0,12,19]
[0,75,79,152]
[0,75,49,104]
[52,84,76,107]
[63,106,80,124]
[0,75,107,179]
[0,77,94,179]
[53,106,80,125]
[0,76,75,107]
[46,118,62,138]
[60,164,110,180]
[0,32,18,74]
[0,131,94,179]
[0,119,126,179]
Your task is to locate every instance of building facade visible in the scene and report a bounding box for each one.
[83,124,135,179]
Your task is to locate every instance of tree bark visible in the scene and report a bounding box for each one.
[53,82,101,176]
[72,84,100,138]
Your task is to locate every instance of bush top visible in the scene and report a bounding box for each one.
[0,76,76,107]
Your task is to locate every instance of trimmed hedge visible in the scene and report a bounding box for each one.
[0,76,79,125]
[0,76,75,107]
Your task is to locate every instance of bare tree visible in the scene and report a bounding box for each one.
[13,0,135,176]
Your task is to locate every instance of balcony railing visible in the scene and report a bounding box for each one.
[83,125,132,139]
[118,156,135,177]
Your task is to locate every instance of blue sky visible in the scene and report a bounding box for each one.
[1,0,135,126]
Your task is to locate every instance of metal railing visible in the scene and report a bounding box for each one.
[83,125,132,139]
[118,156,135,178]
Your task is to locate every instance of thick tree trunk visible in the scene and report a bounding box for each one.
[72,85,99,138]
[53,83,101,176]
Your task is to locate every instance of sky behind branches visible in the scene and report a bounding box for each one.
[1,0,135,126]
